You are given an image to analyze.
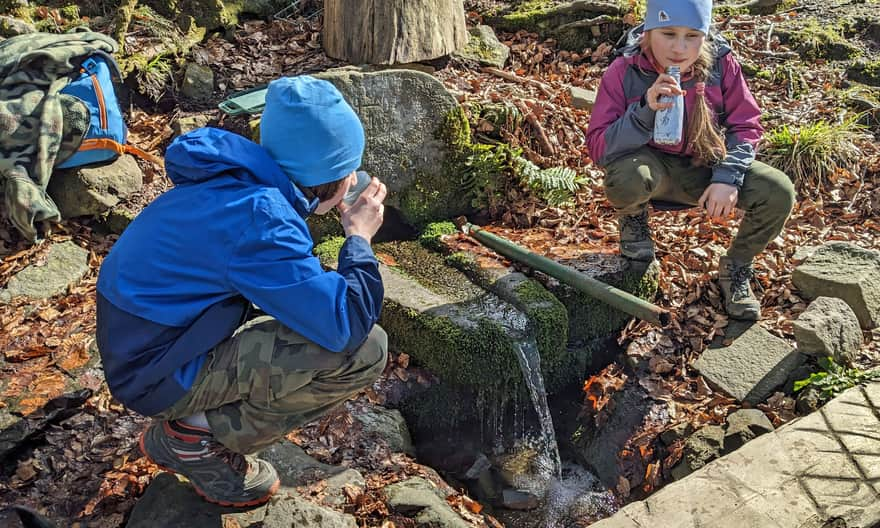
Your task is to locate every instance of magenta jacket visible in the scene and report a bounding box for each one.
[585,27,763,188]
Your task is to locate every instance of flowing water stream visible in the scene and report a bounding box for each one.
[513,338,562,479]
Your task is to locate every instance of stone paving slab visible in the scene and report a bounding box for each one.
[591,382,880,528]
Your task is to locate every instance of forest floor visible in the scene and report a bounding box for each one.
[1,0,880,526]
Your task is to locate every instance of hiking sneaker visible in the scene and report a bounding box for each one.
[718,256,761,321]
[139,420,280,507]
[618,210,655,261]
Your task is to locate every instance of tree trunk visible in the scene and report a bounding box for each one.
[323,0,468,65]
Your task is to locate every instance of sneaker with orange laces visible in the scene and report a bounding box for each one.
[139,420,280,507]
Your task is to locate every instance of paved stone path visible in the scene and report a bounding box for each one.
[591,382,880,528]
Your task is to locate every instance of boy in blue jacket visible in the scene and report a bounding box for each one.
[96,76,388,507]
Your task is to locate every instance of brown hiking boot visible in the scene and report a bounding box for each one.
[618,210,655,261]
[139,420,280,507]
[718,256,761,321]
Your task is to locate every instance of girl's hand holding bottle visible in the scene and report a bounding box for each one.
[645,73,685,111]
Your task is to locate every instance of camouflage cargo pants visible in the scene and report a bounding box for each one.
[154,315,388,454]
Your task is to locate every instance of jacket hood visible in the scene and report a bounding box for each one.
[614,23,731,61]
[164,127,318,216]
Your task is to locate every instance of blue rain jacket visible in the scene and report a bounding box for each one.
[96,127,383,416]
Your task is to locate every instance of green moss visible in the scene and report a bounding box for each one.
[547,259,660,348]
[313,236,346,268]
[782,20,860,60]
[848,60,880,86]
[490,0,627,51]
[306,209,344,244]
[398,108,508,227]
[419,221,458,251]
[376,241,483,301]
[511,277,570,391]
[755,70,773,81]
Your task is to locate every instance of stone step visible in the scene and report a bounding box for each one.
[590,382,880,528]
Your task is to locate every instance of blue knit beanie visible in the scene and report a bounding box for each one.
[644,0,713,35]
[260,76,365,187]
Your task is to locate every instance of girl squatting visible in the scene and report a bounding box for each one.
[585,0,796,320]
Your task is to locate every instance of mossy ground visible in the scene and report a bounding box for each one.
[848,60,880,86]
[780,19,861,61]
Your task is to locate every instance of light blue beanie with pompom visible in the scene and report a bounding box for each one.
[644,0,713,35]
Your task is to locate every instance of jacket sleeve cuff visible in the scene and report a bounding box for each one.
[711,166,744,188]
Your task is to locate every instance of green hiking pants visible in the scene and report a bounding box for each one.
[154,316,388,454]
[603,147,796,262]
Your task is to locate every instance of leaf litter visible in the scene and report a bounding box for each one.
[1,0,879,526]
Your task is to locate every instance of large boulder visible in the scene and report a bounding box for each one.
[693,321,805,405]
[792,296,863,365]
[48,155,144,219]
[792,242,880,329]
[313,68,471,227]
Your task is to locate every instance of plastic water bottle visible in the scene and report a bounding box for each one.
[342,170,371,206]
[653,65,684,145]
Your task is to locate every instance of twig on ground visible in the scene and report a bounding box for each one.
[481,66,554,98]
[515,101,556,156]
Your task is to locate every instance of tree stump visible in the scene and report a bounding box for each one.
[323,0,468,65]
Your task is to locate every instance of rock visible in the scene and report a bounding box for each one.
[659,421,695,447]
[0,506,58,528]
[693,321,806,405]
[463,453,492,480]
[0,389,95,460]
[489,1,626,51]
[180,63,214,101]
[574,382,666,488]
[260,441,365,507]
[352,404,415,455]
[48,154,144,218]
[441,239,657,386]
[384,477,470,528]
[0,241,89,302]
[795,386,825,414]
[126,472,357,528]
[792,242,880,328]
[670,425,725,480]
[453,25,510,68]
[100,208,138,235]
[351,240,557,439]
[501,488,539,510]
[569,86,597,110]
[0,15,35,37]
[723,409,774,453]
[792,297,863,365]
[314,68,467,227]
[171,114,212,137]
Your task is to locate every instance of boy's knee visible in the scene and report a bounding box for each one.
[352,325,388,379]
